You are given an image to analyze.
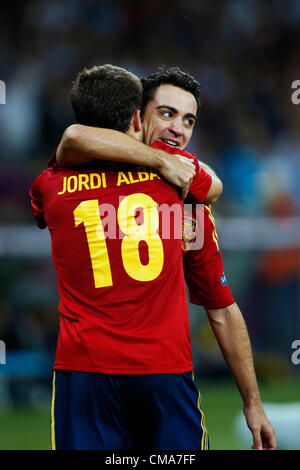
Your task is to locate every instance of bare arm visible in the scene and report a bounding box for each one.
[56,124,195,199]
[198,160,223,205]
[206,302,276,450]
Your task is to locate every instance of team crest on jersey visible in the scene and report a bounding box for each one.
[220,272,227,286]
[182,216,197,252]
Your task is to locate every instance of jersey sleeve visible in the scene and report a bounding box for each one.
[29,174,47,229]
[185,166,212,204]
[151,140,212,203]
[183,205,235,309]
[47,147,58,167]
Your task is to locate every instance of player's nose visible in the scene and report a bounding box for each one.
[169,117,184,136]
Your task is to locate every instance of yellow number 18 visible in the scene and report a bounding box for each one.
[73,193,164,288]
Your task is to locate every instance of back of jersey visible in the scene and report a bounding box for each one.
[30,162,192,375]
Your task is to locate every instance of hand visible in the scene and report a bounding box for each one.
[157,152,196,200]
[243,402,277,450]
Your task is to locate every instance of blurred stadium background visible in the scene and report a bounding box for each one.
[0,0,300,450]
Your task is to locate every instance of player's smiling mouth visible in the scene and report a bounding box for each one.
[159,138,179,147]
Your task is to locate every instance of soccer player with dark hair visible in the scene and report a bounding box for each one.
[140,66,202,119]
[55,65,276,450]
[30,64,220,450]
[70,65,142,132]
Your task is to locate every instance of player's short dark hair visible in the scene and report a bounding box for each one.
[70,64,142,133]
[140,66,202,118]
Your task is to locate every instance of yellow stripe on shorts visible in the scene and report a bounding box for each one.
[192,371,209,450]
[51,371,56,450]
[198,390,209,450]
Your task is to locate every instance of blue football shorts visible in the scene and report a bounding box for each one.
[51,370,209,450]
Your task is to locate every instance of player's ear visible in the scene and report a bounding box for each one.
[127,109,142,140]
[131,109,142,133]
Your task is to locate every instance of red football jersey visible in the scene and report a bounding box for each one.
[151,141,234,309]
[182,204,235,309]
[30,150,212,374]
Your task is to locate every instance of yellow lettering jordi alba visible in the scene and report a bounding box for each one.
[57,170,160,195]
[57,173,107,195]
[116,171,160,186]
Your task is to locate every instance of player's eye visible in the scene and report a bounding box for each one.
[160,110,173,119]
[184,118,195,127]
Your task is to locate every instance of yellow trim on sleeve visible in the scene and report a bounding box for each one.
[205,205,219,252]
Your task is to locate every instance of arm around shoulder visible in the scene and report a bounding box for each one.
[56,124,164,168]
[56,124,95,167]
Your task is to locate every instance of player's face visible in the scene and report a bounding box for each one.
[142,84,197,150]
